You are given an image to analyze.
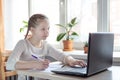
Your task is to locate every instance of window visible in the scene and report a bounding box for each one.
[4,0,28,49]
[67,0,97,42]
[4,0,120,52]
[4,0,60,49]
[110,0,120,51]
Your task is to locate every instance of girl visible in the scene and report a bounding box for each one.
[6,14,86,80]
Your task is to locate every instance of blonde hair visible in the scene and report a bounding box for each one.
[25,14,48,39]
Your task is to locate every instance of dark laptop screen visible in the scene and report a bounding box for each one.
[87,33,114,76]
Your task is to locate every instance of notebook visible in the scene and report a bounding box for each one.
[51,32,114,77]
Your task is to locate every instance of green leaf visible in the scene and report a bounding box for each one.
[56,24,68,31]
[71,17,77,24]
[71,32,79,36]
[84,41,88,47]
[23,21,28,25]
[68,23,73,28]
[56,33,66,41]
[71,22,78,27]
[20,28,24,32]
[67,18,78,28]
[56,24,65,28]
[23,21,28,27]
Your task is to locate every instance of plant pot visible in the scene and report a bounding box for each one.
[63,40,73,51]
[84,47,88,54]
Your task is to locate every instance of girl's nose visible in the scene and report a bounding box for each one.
[45,30,49,34]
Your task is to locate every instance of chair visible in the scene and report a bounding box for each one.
[0,49,17,80]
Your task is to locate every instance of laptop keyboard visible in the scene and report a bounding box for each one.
[55,66,87,74]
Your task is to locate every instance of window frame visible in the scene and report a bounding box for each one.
[97,0,110,32]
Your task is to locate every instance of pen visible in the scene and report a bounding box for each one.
[31,54,44,61]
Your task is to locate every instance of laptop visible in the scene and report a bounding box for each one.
[51,32,114,77]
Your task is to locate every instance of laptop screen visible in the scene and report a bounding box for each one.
[87,33,114,76]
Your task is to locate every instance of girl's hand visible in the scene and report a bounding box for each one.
[69,59,87,67]
[34,59,50,70]
[66,56,87,67]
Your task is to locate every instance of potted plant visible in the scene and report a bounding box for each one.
[19,21,32,39]
[84,41,88,53]
[56,17,79,51]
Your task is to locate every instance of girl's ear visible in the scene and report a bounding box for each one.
[30,27,35,32]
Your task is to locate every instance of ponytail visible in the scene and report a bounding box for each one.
[24,28,29,39]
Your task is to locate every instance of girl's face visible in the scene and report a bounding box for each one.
[31,19,50,40]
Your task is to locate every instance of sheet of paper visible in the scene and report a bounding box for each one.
[26,62,63,72]
[43,62,63,72]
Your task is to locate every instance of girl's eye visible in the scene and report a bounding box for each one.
[41,28,45,31]
[42,28,45,30]
[41,27,49,31]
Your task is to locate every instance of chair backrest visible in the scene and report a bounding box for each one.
[0,49,17,80]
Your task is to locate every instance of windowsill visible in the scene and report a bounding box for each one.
[58,49,120,63]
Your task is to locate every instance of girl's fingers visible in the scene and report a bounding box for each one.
[40,63,49,70]
[79,61,87,67]
[42,59,50,68]
[42,64,48,69]
[45,59,50,63]
[79,62,85,67]
[74,60,87,67]
[40,59,50,64]
[43,59,50,65]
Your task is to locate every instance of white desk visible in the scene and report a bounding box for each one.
[17,62,120,80]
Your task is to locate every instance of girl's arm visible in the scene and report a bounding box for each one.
[6,40,26,70]
[46,43,66,63]
[15,60,49,70]
[46,43,86,67]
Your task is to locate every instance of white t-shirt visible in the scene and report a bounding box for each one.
[6,39,67,80]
